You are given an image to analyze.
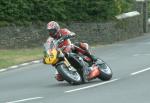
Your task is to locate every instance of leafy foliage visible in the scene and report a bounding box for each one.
[0,0,133,25]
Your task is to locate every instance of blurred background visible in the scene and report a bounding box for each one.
[0,0,135,48]
[0,0,148,68]
[0,0,134,25]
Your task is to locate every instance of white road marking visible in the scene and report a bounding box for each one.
[0,59,41,72]
[131,67,150,76]
[0,69,6,72]
[65,79,119,93]
[5,97,43,103]
[20,63,29,66]
[133,54,150,56]
[32,60,41,63]
[9,65,18,69]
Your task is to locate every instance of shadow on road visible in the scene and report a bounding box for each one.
[46,79,102,88]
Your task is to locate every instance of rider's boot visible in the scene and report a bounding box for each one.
[85,52,98,65]
[55,71,64,81]
[74,42,98,64]
[90,54,98,62]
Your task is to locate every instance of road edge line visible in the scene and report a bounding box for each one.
[0,59,42,73]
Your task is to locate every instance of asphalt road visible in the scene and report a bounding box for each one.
[0,33,150,103]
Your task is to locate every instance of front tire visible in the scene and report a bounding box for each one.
[56,63,83,85]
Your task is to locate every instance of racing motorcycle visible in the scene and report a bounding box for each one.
[43,35,112,85]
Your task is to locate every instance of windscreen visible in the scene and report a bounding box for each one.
[43,37,54,56]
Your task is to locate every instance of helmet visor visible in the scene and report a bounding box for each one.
[48,29,57,37]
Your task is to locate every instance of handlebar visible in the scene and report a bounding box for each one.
[44,32,75,52]
[56,33,75,46]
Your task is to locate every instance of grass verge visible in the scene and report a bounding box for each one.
[0,48,43,69]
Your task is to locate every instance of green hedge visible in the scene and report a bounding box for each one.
[0,0,133,25]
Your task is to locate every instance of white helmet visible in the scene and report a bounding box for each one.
[47,21,60,37]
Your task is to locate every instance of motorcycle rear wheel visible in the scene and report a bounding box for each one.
[97,60,112,81]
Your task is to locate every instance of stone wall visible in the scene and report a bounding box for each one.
[0,15,143,49]
[68,15,143,45]
[0,24,47,48]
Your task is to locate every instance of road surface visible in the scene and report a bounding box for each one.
[0,34,150,103]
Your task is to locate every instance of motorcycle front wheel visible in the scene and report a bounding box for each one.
[56,63,83,85]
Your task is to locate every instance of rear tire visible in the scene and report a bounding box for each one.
[97,60,112,81]
[56,63,83,85]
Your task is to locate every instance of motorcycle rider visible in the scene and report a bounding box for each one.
[45,21,100,81]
